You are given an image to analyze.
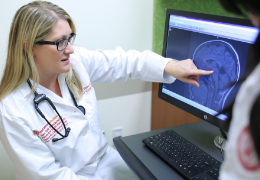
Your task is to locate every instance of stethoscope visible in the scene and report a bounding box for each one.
[27,79,86,142]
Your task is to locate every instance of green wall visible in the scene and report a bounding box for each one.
[153,0,244,54]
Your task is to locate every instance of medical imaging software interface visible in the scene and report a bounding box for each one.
[162,14,259,121]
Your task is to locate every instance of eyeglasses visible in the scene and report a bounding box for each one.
[36,33,76,51]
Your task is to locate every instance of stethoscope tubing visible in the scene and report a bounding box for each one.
[27,79,85,142]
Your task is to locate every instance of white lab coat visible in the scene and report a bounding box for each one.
[0,46,175,180]
[220,63,260,179]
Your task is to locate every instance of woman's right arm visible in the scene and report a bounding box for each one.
[0,102,87,180]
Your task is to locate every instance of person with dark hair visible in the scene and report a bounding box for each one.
[217,0,260,179]
[0,1,213,179]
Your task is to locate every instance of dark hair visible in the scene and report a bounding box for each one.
[218,0,260,159]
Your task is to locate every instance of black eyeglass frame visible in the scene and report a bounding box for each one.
[35,33,76,51]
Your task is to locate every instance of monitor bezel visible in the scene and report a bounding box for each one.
[159,9,255,131]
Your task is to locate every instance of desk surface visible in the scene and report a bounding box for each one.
[114,121,223,180]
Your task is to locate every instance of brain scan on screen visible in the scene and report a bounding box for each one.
[189,40,240,112]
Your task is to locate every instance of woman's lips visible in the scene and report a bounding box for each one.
[61,58,70,63]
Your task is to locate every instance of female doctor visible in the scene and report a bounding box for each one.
[0,1,213,180]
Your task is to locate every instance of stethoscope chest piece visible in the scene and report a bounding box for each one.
[77,105,86,115]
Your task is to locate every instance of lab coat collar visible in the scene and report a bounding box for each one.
[19,74,74,107]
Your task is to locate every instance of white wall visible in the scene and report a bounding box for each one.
[0,0,154,76]
[98,91,152,146]
[0,0,154,179]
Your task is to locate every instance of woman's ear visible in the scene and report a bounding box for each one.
[23,41,35,56]
[23,41,28,53]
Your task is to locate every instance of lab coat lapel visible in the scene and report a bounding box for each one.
[35,74,74,108]
[37,86,72,108]
[57,73,75,107]
[21,74,75,108]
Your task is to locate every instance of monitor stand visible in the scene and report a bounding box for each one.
[213,128,227,150]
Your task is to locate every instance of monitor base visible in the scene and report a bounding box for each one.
[214,134,227,150]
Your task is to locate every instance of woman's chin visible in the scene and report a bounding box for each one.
[60,66,71,73]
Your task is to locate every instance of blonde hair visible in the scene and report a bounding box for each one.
[0,1,82,101]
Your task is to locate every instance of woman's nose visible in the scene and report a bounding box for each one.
[64,42,74,54]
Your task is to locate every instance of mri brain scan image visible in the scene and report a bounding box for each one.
[189,40,240,112]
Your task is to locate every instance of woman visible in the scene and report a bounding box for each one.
[217,0,260,179]
[0,1,212,180]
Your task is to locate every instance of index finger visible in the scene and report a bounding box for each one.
[192,69,214,76]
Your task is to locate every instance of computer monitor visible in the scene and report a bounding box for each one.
[159,9,259,133]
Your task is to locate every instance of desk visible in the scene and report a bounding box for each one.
[113,121,223,180]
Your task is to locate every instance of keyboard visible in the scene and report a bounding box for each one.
[142,130,221,180]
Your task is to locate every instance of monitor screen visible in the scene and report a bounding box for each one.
[159,9,259,131]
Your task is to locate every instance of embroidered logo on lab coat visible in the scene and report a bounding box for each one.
[83,82,92,95]
[33,115,68,143]
[237,126,260,171]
